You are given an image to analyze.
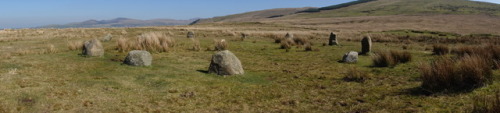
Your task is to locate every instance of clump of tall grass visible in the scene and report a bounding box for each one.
[343,67,370,83]
[372,50,412,67]
[116,32,175,53]
[214,39,228,51]
[419,55,493,92]
[452,45,500,69]
[473,91,500,113]
[280,38,295,49]
[191,39,201,51]
[432,44,449,55]
[45,44,57,54]
[67,41,83,51]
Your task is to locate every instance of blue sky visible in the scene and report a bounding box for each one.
[0,0,498,28]
[0,0,351,28]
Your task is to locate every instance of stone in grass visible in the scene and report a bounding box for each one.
[329,32,338,46]
[187,31,195,38]
[123,50,152,66]
[342,51,358,63]
[82,39,104,57]
[285,33,294,39]
[102,33,113,42]
[208,50,244,75]
[361,36,372,55]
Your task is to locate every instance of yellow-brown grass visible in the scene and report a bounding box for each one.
[343,67,370,83]
[116,32,175,53]
[214,39,228,51]
[372,50,412,67]
[473,91,500,113]
[67,41,83,51]
[191,38,201,51]
[432,44,449,55]
[419,55,493,92]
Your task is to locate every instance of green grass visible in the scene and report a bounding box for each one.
[0,24,498,112]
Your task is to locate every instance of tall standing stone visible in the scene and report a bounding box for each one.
[329,32,338,46]
[208,50,244,76]
[82,39,104,57]
[361,36,372,54]
[123,50,152,66]
[187,31,195,38]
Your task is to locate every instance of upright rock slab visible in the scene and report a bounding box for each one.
[342,51,358,63]
[123,50,152,66]
[208,50,244,75]
[361,36,372,54]
[329,32,338,46]
[82,39,104,57]
[187,31,195,38]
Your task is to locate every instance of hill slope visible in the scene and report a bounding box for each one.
[195,0,500,24]
[39,18,197,28]
[193,7,312,24]
[293,0,500,18]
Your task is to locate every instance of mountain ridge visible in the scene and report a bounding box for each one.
[38,18,198,28]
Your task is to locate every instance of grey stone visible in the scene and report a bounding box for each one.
[123,50,152,66]
[208,50,244,75]
[342,51,358,63]
[329,32,338,46]
[187,31,195,38]
[82,39,104,57]
[241,33,248,39]
[361,36,372,54]
[285,33,294,39]
[102,33,113,42]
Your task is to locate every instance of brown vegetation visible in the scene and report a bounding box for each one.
[116,32,175,53]
[473,91,500,113]
[343,67,370,83]
[372,50,412,67]
[419,55,493,92]
[432,44,449,55]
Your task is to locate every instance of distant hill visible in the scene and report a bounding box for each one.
[292,0,500,18]
[39,18,198,28]
[192,7,312,24]
[194,0,500,24]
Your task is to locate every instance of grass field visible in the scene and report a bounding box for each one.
[0,23,499,112]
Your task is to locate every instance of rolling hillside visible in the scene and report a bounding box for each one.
[192,7,312,24]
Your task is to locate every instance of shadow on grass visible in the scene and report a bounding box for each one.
[400,86,475,96]
[196,70,209,74]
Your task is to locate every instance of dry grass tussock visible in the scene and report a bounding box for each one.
[67,41,84,51]
[191,38,201,51]
[116,32,175,53]
[372,50,412,67]
[473,90,500,113]
[343,67,370,83]
[433,44,449,55]
[419,55,493,92]
[214,39,228,51]
[452,45,500,69]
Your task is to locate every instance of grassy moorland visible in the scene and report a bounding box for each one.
[0,23,499,112]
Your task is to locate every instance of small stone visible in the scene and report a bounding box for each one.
[123,50,152,66]
[82,39,104,57]
[342,51,358,63]
[187,31,195,38]
[208,50,244,75]
[102,33,113,42]
[285,33,294,39]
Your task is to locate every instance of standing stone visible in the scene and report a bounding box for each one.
[342,51,358,63]
[361,36,372,54]
[187,31,195,38]
[208,50,244,75]
[285,33,294,39]
[241,33,248,39]
[123,50,152,66]
[329,32,338,46]
[102,33,113,42]
[82,39,104,57]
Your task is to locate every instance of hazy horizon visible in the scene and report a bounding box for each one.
[0,0,353,29]
[0,0,498,29]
